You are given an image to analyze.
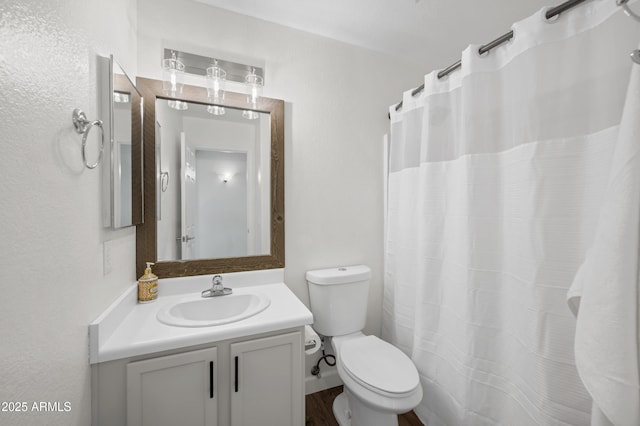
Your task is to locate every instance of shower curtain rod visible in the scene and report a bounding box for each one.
[390,0,588,117]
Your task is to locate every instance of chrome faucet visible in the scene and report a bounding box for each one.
[201,274,233,297]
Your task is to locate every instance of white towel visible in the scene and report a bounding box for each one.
[567,61,640,425]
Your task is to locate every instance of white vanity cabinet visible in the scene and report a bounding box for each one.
[230,332,303,426]
[127,347,218,426]
[94,328,304,426]
[90,278,313,426]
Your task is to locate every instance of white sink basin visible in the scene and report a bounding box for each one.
[157,293,270,327]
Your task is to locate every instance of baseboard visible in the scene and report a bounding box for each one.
[305,369,343,395]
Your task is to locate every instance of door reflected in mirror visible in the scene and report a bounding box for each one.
[156,101,271,261]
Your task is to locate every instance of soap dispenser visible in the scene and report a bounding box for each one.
[138,262,158,303]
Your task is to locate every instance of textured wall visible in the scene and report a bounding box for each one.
[0,1,137,424]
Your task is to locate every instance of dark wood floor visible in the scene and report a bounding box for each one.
[305,386,424,425]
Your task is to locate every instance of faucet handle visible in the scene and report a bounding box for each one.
[201,274,232,297]
[212,275,223,290]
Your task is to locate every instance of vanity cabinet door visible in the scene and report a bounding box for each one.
[230,331,303,426]
[127,347,218,426]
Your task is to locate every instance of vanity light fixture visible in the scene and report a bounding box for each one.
[161,49,265,115]
[242,68,263,120]
[206,61,226,116]
[162,50,185,110]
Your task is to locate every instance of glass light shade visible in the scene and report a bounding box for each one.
[113,92,130,103]
[243,70,263,120]
[242,110,259,120]
[162,55,185,97]
[245,70,263,106]
[167,100,188,110]
[206,65,227,104]
[207,105,226,115]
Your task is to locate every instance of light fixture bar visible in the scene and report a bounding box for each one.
[163,48,264,84]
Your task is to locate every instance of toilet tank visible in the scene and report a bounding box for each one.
[306,265,371,337]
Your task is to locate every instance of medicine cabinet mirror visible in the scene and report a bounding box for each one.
[135,77,284,278]
[99,55,143,228]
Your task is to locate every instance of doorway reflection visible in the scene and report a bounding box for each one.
[156,100,271,261]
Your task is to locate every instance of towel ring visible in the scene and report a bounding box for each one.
[72,108,104,169]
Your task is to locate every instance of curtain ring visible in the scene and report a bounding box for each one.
[72,109,104,169]
[617,0,640,22]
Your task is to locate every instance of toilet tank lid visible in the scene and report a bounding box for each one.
[306,265,371,285]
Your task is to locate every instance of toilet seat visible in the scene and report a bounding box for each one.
[339,335,419,398]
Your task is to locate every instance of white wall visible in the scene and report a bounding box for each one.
[0,1,137,425]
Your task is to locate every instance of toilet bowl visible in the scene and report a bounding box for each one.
[331,333,423,426]
[306,265,423,426]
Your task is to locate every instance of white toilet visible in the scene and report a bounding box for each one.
[306,265,423,426]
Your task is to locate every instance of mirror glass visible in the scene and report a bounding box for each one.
[100,55,143,228]
[155,101,271,261]
[135,77,284,278]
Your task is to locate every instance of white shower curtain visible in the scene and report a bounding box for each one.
[384,2,640,425]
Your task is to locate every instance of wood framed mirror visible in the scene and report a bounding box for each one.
[136,77,284,278]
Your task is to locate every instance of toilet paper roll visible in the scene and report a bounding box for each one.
[304,325,321,355]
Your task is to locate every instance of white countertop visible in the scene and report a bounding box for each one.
[89,269,313,364]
